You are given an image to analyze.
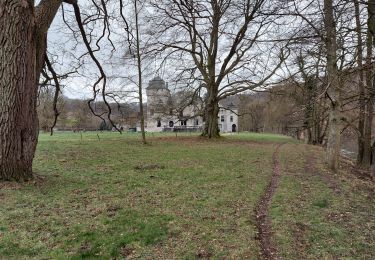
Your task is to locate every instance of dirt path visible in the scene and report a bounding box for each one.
[254,143,284,260]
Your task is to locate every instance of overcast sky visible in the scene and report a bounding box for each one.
[43,0,349,102]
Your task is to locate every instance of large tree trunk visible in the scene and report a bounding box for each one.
[362,0,375,170]
[324,0,342,172]
[354,0,366,166]
[325,107,342,171]
[361,30,373,169]
[363,94,374,166]
[0,0,61,181]
[304,76,319,145]
[202,87,220,138]
[363,55,374,168]
[0,1,39,181]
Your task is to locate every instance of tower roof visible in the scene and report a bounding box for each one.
[227,102,236,109]
[147,76,168,90]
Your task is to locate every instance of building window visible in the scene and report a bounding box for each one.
[230,116,233,122]
[169,121,174,127]
[181,120,187,126]
[195,119,199,125]
[157,119,161,127]
[221,115,225,122]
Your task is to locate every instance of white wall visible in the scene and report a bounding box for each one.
[218,108,238,133]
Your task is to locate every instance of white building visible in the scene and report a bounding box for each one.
[145,76,238,133]
[145,76,204,132]
[218,102,238,133]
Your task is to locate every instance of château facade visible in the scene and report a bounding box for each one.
[145,76,238,133]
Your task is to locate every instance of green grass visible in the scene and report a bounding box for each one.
[0,132,281,259]
[223,132,296,143]
[272,144,375,259]
[0,132,373,259]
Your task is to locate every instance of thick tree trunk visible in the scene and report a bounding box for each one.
[325,108,342,171]
[361,33,373,169]
[363,97,374,166]
[202,88,220,138]
[304,76,319,145]
[0,0,61,181]
[0,1,38,181]
[324,0,342,172]
[354,0,366,166]
[362,0,375,170]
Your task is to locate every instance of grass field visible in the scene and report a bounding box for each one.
[0,132,374,259]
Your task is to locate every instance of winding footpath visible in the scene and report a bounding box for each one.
[254,143,284,260]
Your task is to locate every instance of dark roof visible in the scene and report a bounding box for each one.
[227,102,236,109]
[147,76,168,90]
[220,96,239,109]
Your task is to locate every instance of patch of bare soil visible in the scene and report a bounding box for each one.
[340,157,375,182]
[196,248,213,258]
[120,245,135,258]
[106,204,121,217]
[0,181,22,190]
[134,163,165,171]
[30,173,48,187]
[150,135,274,147]
[79,241,92,254]
[291,221,310,258]
[350,167,374,181]
[150,136,209,144]
[254,143,284,260]
[0,173,49,190]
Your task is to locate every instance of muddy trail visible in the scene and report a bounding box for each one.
[254,143,284,260]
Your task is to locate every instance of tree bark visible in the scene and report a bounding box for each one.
[363,89,374,167]
[362,28,373,168]
[354,0,366,166]
[304,76,319,145]
[0,1,38,181]
[0,0,61,181]
[202,87,220,138]
[134,0,146,144]
[323,0,342,172]
[362,0,375,169]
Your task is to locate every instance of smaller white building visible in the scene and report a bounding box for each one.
[218,102,238,133]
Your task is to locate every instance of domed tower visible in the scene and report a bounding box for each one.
[146,76,171,131]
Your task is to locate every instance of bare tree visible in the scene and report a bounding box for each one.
[0,0,118,181]
[120,0,153,143]
[286,0,358,171]
[133,0,147,144]
[149,0,289,138]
